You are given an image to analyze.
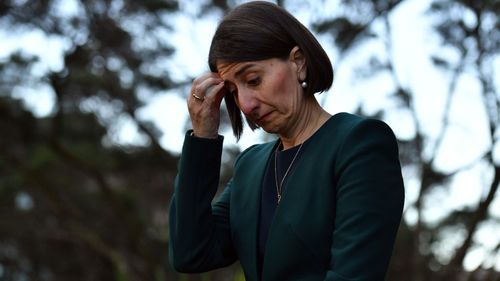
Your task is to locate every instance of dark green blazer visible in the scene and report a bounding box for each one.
[169,113,404,281]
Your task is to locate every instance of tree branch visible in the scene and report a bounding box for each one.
[442,164,499,279]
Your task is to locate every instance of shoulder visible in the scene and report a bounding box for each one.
[330,113,400,167]
[340,113,397,145]
[310,112,396,149]
[303,113,399,174]
[329,112,393,134]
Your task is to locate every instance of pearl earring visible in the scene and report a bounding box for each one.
[301,81,307,89]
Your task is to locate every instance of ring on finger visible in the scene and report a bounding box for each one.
[192,93,204,101]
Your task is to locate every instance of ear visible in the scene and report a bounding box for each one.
[289,46,307,81]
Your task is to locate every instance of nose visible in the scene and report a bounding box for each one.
[236,89,259,116]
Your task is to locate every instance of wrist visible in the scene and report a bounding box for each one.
[191,130,218,139]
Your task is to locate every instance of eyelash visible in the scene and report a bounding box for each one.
[227,77,261,96]
[247,77,260,86]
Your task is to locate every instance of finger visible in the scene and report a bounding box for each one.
[193,76,224,100]
[212,81,226,105]
[192,72,221,85]
[188,74,211,103]
[192,90,205,102]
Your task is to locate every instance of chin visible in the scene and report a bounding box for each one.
[259,124,279,135]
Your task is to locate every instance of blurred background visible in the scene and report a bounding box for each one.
[0,0,498,280]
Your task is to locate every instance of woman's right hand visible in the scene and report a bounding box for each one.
[187,72,226,139]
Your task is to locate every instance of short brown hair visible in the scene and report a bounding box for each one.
[208,1,333,140]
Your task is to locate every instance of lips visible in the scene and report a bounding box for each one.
[256,111,273,124]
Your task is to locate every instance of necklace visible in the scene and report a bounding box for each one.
[274,141,303,204]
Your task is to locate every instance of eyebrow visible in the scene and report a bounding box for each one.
[234,63,257,78]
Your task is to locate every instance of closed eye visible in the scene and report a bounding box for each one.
[247,77,261,86]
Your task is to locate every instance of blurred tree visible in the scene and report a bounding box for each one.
[0,0,184,280]
[311,0,499,280]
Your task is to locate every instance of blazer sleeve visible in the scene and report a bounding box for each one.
[324,119,405,281]
[168,131,237,273]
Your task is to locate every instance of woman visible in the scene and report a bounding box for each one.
[169,2,405,281]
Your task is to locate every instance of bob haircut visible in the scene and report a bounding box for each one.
[208,1,333,140]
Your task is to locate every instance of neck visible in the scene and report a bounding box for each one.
[279,97,331,150]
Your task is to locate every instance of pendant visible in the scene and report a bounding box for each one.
[277,194,281,204]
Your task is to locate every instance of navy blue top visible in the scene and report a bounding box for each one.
[257,143,303,279]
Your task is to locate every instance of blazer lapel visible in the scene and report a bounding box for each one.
[231,141,277,281]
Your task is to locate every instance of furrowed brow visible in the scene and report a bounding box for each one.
[234,63,256,78]
[220,63,256,84]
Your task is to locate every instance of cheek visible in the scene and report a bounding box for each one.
[270,70,291,96]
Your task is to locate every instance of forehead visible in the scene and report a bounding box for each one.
[217,61,256,79]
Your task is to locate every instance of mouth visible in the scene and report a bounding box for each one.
[256,111,273,124]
